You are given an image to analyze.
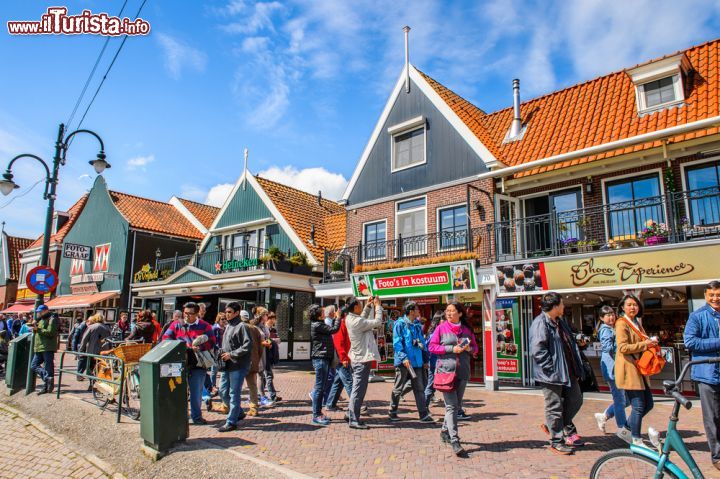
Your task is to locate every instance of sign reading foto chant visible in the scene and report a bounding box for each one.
[351,261,477,299]
[495,243,720,295]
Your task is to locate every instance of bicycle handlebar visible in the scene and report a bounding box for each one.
[670,390,692,410]
[665,356,720,406]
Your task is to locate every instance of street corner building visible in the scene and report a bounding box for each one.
[131,169,346,360]
[315,37,720,394]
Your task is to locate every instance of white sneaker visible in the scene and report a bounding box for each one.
[594,413,607,433]
[632,437,646,447]
[616,427,632,444]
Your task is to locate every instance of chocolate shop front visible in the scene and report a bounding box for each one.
[494,241,720,396]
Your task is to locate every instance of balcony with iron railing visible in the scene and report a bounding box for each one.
[138,246,267,283]
[323,227,495,283]
[322,186,720,283]
[491,186,720,263]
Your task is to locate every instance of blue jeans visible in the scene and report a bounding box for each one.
[31,351,54,384]
[424,366,435,408]
[626,387,654,438]
[220,368,249,426]
[326,364,353,407]
[311,358,331,417]
[322,367,337,406]
[188,368,207,422]
[602,377,629,429]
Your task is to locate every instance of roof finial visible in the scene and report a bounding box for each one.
[243,148,249,191]
[403,26,411,94]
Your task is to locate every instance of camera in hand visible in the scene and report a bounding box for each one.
[575,333,591,344]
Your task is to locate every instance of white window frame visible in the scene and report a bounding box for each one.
[636,74,684,114]
[362,219,387,261]
[680,155,720,228]
[395,196,427,256]
[389,116,427,173]
[19,258,39,288]
[600,168,666,242]
[436,203,468,252]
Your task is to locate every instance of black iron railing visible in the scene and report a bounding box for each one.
[490,186,720,262]
[154,246,266,278]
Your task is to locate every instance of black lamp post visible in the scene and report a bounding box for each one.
[155,248,162,272]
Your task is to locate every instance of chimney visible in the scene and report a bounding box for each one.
[509,78,523,138]
[403,26,411,94]
[318,190,322,206]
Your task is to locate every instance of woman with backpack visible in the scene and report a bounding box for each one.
[615,294,659,446]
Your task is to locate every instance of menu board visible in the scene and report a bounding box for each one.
[495,298,523,380]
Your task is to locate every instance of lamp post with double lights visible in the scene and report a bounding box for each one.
[0,123,108,394]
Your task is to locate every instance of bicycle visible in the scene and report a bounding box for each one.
[92,342,152,420]
[590,357,720,479]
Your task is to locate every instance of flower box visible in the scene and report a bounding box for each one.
[645,235,668,246]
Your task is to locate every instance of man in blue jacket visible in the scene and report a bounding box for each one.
[684,280,720,470]
[388,301,433,423]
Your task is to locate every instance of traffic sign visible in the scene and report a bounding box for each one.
[26,266,59,295]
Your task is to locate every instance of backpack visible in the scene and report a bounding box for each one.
[617,317,666,376]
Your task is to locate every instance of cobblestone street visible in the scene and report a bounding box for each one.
[3,364,720,479]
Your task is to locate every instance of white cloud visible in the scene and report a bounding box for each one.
[205,183,235,207]
[126,154,155,170]
[157,33,208,80]
[258,165,347,200]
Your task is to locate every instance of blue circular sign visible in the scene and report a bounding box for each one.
[26,266,59,295]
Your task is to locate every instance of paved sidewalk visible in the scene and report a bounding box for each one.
[5,358,720,479]
[0,404,113,479]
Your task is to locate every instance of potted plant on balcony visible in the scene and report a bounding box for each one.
[289,251,312,275]
[330,260,345,280]
[260,246,286,271]
[576,239,599,253]
[641,220,670,246]
[562,237,578,254]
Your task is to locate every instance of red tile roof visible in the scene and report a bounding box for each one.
[6,235,32,280]
[255,176,346,262]
[27,194,89,250]
[419,37,720,177]
[109,191,205,240]
[177,198,220,230]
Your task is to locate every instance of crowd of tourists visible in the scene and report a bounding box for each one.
[2,280,719,466]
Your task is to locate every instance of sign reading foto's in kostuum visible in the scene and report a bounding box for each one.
[351,261,477,299]
[63,242,92,260]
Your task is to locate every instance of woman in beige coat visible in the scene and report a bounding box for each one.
[615,294,658,445]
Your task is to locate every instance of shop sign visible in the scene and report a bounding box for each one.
[495,298,523,380]
[62,242,92,260]
[71,283,98,294]
[93,243,111,272]
[292,342,310,360]
[133,264,171,283]
[351,261,477,299]
[16,288,50,300]
[214,258,258,273]
[70,272,104,285]
[414,296,441,305]
[496,243,720,295]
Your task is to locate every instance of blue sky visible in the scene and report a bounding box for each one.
[1,0,719,239]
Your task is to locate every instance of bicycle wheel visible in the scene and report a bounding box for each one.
[590,449,679,479]
[122,368,141,420]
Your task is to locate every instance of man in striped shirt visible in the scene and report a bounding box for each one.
[163,301,215,425]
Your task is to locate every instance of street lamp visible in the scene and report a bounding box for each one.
[0,123,108,307]
[155,248,162,271]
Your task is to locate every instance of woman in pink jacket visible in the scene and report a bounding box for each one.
[429,301,479,457]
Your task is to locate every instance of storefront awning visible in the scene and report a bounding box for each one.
[45,291,119,310]
[0,302,35,314]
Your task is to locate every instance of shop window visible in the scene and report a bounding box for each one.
[438,205,467,250]
[685,160,720,226]
[363,220,386,260]
[605,174,663,240]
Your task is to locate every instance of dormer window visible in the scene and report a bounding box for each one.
[626,53,690,115]
[388,116,426,172]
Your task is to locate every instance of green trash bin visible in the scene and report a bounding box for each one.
[139,340,188,455]
[5,333,32,394]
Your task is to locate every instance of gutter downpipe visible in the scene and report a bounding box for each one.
[478,115,720,181]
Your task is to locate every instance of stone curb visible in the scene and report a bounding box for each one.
[0,401,127,479]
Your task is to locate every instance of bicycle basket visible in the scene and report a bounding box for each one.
[112,343,152,363]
